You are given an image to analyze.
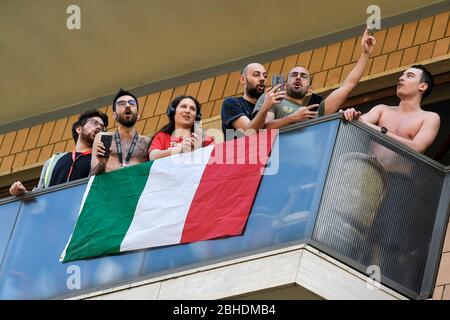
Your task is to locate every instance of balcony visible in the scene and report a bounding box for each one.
[0,114,448,300]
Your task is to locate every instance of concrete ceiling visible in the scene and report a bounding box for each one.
[0,0,447,130]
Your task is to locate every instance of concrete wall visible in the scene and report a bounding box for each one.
[72,245,406,300]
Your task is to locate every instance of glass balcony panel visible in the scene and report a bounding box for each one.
[0,184,145,299]
[0,201,21,266]
[313,122,444,295]
[141,120,339,274]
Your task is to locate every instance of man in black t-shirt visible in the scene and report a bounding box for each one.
[221,63,285,140]
[9,110,108,196]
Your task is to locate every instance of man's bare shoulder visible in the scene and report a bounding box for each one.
[137,134,151,151]
[372,104,398,111]
[138,134,151,144]
[423,110,441,124]
[423,110,440,118]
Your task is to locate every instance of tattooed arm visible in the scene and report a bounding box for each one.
[136,135,151,162]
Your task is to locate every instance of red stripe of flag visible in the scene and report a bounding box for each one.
[180,130,277,243]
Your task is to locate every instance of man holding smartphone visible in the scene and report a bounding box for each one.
[9,110,108,196]
[91,89,151,175]
[221,63,285,140]
[252,28,376,129]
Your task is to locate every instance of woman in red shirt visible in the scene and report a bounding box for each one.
[149,95,214,160]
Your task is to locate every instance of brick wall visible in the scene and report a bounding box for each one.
[0,11,448,176]
[434,221,450,300]
[0,10,449,299]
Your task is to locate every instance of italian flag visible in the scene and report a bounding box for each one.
[61,132,276,262]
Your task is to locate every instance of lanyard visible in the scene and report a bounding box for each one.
[115,130,139,167]
[67,150,91,182]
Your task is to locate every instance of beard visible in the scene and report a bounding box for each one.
[286,85,308,100]
[80,128,96,147]
[116,113,138,128]
[246,85,264,100]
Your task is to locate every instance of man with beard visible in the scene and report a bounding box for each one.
[91,89,151,174]
[221,63,284,140]
[252,28,376,128]
[9,109,108,196]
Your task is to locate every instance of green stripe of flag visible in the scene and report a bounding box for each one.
[63,161,153,262]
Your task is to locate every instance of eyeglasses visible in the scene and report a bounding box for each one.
[87,119,106,131]
[115,99,137,108]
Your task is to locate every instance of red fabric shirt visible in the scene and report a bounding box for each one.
[149,132,214,152]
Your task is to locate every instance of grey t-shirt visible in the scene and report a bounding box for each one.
[252,94,325,119]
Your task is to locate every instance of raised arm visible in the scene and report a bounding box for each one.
[324,28,376,114]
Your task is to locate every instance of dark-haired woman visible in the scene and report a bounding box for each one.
[149,96,214,160]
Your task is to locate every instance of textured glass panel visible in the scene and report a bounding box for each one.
[0,184,145,299]
[313,122,444,295]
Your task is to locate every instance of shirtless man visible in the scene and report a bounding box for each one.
[342,65,440,153]
[91,89,151,175]
[341,66,440,271]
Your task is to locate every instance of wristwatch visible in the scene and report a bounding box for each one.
[381,126,388,134]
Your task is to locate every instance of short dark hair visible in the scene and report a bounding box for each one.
[72,109,109,143]
[411,64,434,100]
[112,88,139,112]
[241,63,250,75]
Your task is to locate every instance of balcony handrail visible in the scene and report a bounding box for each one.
[280,113,449,172]
[1,114,447,208]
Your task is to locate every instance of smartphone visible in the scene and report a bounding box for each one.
[100,134,112,158]
[272,74,285,91]
[194,120,202,134]
[193,121,204,141]
[306,93,323,109]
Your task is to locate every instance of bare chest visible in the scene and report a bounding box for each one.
[379,110,425,140]
[109,136,150,163]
